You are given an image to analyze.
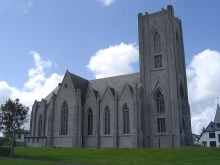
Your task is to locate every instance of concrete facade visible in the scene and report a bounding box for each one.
[26,5,192,148]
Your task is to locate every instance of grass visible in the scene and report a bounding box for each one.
[0,160,52,165]
[14,147,220,165]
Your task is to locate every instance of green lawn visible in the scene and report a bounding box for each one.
[0,160,52,165]
[14,147,220,165]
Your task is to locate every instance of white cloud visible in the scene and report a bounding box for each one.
[99,0,115,6]
[186,49,220,134]
[0,51,63,133]
[87,42,139,79]
[88,44,220,135]
[20,0,34,16]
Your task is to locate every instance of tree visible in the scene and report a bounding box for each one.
[0,99,29,140]
[200,126,205,135]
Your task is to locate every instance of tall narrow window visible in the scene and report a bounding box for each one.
[154,32,162,69]
[38,114,43,136]
[104,106,110,135]
[154,32,160,51]
[155,55,162,68]
[123,104,130,134]
[157,92,165,113]
[61,101,68,135]
[157,118,166,133]
[88,108,93,135]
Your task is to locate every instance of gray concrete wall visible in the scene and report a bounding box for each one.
[52,73,78,147]
[83,89,97,148]
[118,84,134,148]
[99,87,115,148]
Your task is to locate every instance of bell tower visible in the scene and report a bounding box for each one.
[138,5,192,147]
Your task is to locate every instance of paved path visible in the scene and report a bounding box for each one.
[0,157,92,165]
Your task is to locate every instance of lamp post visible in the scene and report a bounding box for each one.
[10,98,19,157]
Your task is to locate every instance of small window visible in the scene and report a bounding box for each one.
[217,124,220,127]
[210,141,216,147]
[202,141,207,147]
[157,92,165,113]
[18,134,21,139]
[157,118,166,133]
[155,55,162,68]
[209,133,215,138]
[154,32,160,51]
[218,134,220,142]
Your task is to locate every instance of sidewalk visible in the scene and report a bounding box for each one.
[0,157,92,165]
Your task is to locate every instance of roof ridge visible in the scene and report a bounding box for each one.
[89,72,139,81]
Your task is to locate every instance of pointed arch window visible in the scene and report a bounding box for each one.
[88,108,93,135]
[154,32,161,51]
[157,92,165,114]
[61,101,68,135]
[104,106,110,135]
[154,32,162,68]
[123,104,130,134]
[38,114,43,136]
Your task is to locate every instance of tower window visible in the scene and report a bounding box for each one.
[157,118,166,133]
[157,92,165,113]
[155,55,162,68]
[154,32,161,51]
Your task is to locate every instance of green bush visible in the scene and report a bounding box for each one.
[0,147,11,157]
[0,137,4,146]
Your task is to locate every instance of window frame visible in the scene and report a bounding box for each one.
[87,108,93,135]
[104,106,110,135]
[123,104,130,135]
[209,132,215,138]
[157,118,166,133]
[61,101,68,135]
[157,92,165,114]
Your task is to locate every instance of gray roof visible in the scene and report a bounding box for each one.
[69,72,89,103]
[42,72,140,105]
[214,104,220,123]
[44,85,60,104]
[89,73,140,97]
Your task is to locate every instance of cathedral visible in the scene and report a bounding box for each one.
[27,5,193,148]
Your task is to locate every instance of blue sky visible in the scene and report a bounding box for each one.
[0,0,220,134]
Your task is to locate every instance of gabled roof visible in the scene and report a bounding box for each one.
[68,72,89,103]
[44,85,60,104]
[192,134,200,138]
[89,73,140,97]
[198,121,220,141]
[214,104,220,123]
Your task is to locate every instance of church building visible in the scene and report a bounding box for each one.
[27,5,193,148]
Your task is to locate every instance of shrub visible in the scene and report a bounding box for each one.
[0,147,11,157]
[0,137,4,146]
